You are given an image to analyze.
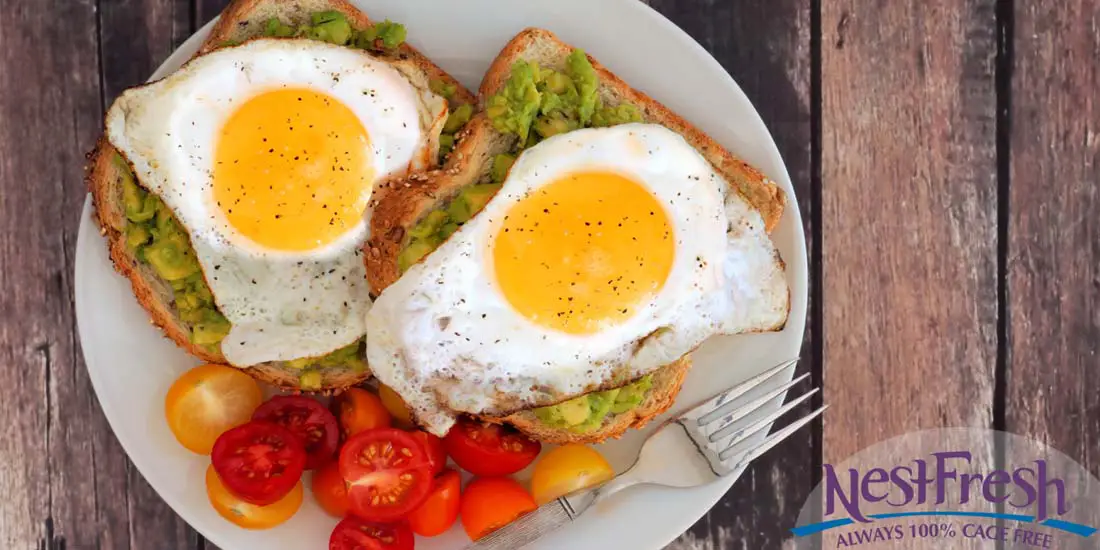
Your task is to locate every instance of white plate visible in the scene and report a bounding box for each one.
[75,1,808,548]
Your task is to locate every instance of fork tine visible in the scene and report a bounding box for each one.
[720,404,828,463]
[702,372,810,437]
[693,358,799,425]
[711,387,819,450]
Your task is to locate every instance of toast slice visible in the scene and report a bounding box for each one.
[364,29,789,443]
[85,0,475,392]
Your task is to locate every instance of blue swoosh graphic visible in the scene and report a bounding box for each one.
[790,511,1096,538]
[1041,519,1098,537]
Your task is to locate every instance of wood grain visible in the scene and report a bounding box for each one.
[644,0,817,548]
[820,0,999,471]
[0,0,126,548]
[1007,1,1100,546]
[100,0,194,105]
[195,0,231,30]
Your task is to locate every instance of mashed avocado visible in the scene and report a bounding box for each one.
[565,49,598,124]
[259,11,406,52]
[114,155,365,367]
[485,48,642,149]
[438,102,473,161]
[284,338,367,372]
[532,375,654,433]
[117,153,231,350]
[485,60,542,142]
[396,156,512,272]
[592,102,643,127]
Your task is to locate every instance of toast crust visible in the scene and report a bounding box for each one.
[482,355,693,445]
[86,0,474,392]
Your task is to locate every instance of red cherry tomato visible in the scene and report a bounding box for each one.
[211,421,306,505]
[460,477,537,541]
[443,419,541,476]
[407,468,462,537]
[338,428,433,522]
[311,460,350,518]
[329,516,414,550]
[252,395,340,469]
[411,430,447,476]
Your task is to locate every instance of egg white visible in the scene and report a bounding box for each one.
[366,123,789,435]
[106,39,448,366]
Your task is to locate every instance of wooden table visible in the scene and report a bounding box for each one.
[1,0,1097,548]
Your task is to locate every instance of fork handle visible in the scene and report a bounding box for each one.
[460,497,576,549]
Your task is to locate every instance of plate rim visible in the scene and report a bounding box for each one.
[76,2,808,548]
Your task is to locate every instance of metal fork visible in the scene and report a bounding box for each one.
[464,358,825,550]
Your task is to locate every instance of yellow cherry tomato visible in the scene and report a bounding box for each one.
[334,387,391,437]
[164,363,264,454]
[205,464,302,529]
[530,444,615,504]
[378,383,415,429]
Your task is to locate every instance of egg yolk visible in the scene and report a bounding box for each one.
[213,88,373,251]
[493,171,675,334]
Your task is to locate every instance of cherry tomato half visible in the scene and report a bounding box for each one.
[411,430,447,476]
[165,363,263,455]
[252,395,340,470]
[443,419,541,476]
[460,477,537,541]
[205,464,302,529]
[334,388,392,438]
[530,443,614,504]
[211,421,306,505]
[407,468,462,537]
[329,516,414,550]
[338,428,433,522]
[311,460,350,518]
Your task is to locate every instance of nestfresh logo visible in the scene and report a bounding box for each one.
[792,430,1100,549]
[824,451,1068,522]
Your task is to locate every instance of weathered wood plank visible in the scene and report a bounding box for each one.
[95,0,201,549]
[100,0,193,105]
[645,0,816,548]
[195,0,231,30]
[820,0,999,477]
[0,0,125,548]
[1006,0,1100,541]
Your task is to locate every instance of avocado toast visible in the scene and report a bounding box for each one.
[86,0,475,392]
[364,28,789,444]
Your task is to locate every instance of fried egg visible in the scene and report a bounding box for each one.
[106,38,447,366]
[366,123,788,435]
